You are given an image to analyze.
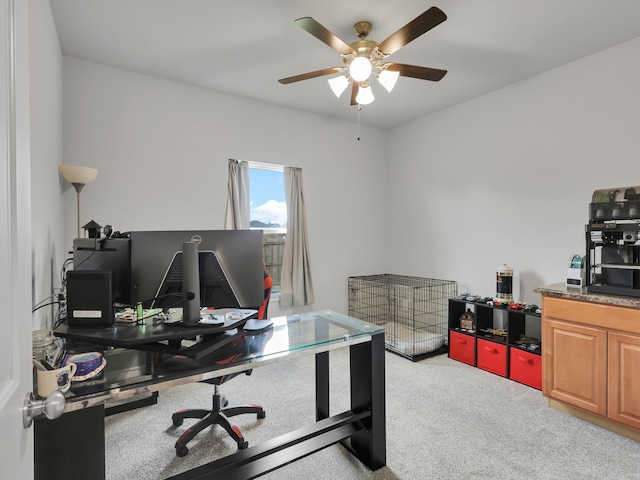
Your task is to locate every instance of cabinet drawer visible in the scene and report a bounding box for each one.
[543,296,640,335]
[477,338,507,377]
[509,347,541,390]
[449,331,475,366]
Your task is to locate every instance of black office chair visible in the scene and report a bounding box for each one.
[169,337,265,457]
[168,270,272,457]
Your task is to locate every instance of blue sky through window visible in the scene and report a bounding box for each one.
[249,167,286,226]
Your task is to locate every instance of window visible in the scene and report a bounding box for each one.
[248,163,286,292]
[226,159,315,306]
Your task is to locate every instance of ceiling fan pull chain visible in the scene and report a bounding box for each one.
[357,104,361,141]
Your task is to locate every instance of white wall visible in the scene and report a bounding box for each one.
[29,0,64,328]
[387,37,640,304]
[54,32,640,314]
[61,58,389,316]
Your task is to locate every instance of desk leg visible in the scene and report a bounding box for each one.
[315,351,330,421]
[35,405,105,480]
[347,332,386,469]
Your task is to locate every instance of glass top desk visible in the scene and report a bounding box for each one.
[53,310,386,479]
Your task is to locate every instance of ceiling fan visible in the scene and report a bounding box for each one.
[278,6,447,106]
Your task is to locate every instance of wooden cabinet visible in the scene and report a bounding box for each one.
[608,332,640,430]
[541,295,640,432]
[543,318,607,415]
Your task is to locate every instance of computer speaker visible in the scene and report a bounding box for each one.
[66,270,114,327]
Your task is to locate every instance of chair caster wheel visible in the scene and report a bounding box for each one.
[238,441,249,450]
[172,417,183,427]
[176,446,189,457]
[258,411,266,419]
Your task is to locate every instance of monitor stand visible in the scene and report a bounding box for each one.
[182,241,201,326]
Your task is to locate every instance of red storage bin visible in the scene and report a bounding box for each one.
[449,331,475,366]
[477,338,507,377]
[509,347,542,390]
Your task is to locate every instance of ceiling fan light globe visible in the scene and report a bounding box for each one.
[355,83,374,105]
[328,75,349,97]
[378,69,400,93]
[350,57,372,82]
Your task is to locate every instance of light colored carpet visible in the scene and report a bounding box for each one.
[105,349,640,479]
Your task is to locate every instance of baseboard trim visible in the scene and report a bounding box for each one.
[548,399,640,443]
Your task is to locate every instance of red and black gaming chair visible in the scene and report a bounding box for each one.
[168,268,272,457]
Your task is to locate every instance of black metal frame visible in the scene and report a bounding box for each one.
[585,222,640,297]
[168,331,386,479]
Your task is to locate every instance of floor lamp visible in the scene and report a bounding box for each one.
[59,165,98,238]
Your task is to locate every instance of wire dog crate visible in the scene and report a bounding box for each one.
[348,274,457,361]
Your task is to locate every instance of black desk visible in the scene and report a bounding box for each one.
[46,310,386,479]
[54,309,256,359]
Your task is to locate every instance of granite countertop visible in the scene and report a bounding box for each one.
[534,283,640,309]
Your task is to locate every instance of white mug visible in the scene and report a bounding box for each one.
[37,363,77,398]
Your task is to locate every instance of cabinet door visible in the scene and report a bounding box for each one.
[608,332,640,429]
[543,319,607,416]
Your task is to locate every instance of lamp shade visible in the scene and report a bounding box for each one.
[59,165,98,189]
[378,69,400,93]
[328,75,349,98]
[349,56,372,82]
[355,83,375,105]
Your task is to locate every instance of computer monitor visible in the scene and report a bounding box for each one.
[129,230,264,310]
[73,237,131,307]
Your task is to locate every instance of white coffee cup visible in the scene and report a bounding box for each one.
[37,363,77,398]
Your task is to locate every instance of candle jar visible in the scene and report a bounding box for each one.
[32,329,57,363]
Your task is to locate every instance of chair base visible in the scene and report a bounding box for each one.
[172,390,265,457]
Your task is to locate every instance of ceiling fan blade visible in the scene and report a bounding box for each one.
[278,67,343,84]
[295,17,354,55]
[350,83,359,106]
[377,6,447,56]
[387,63,447,82]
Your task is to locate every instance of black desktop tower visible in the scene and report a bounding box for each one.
[73,237,131,306]
[66,270,115,326]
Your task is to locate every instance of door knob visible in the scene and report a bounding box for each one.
[23,390,65,428]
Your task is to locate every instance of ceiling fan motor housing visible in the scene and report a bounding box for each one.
[345,39,381,68]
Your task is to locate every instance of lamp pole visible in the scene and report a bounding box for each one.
[58,165,97,240]
[72,182,85,239]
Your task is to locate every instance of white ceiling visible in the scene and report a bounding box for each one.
[49,0,640,130]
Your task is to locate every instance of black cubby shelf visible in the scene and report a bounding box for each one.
[448,298,542,390]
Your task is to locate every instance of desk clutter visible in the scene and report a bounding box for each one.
[114,306,270,329]
[35,306,269,402]
[32,329,107,397]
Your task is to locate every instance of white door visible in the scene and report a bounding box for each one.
[0,0,34,478]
